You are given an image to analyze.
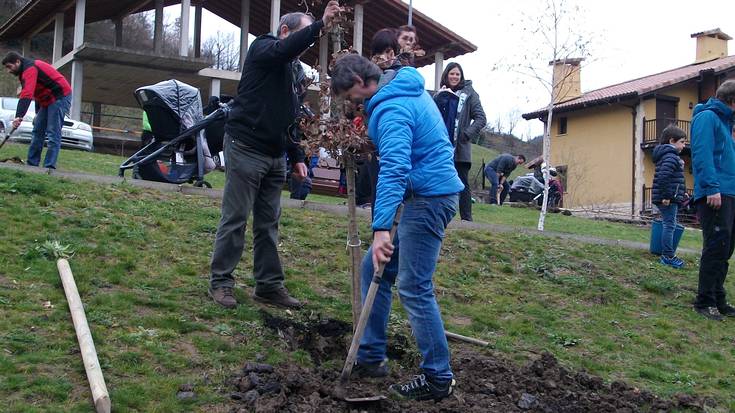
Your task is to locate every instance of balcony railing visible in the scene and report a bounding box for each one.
[642,118,690,148]
[642,184,693,214]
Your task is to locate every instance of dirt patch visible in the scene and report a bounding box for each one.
[227,313,714,412]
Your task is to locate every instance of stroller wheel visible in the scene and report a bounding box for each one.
[194,180,212,189]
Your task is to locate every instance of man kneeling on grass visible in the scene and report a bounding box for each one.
[331,54,464,401]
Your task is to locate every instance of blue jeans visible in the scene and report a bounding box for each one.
[484,166,509,205]
[657,203,679,257]
[27,94,72,169]
[357,194,458,382]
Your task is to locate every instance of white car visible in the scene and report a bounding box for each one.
[0,97,94,152]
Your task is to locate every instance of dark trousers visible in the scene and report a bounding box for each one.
[210,134,286,294]
[455,161,472,221]
[695,195,735,309]
[484,166,510,205]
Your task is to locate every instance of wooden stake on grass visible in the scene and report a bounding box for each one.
[57,259,111,413]
[345,154,363,330]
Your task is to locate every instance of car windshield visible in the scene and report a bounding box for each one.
[2,97,35,115]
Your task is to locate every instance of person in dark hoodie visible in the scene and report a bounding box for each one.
[2,51,72,169]
[690,79,735,321]
[331,54,463,402]
[652,124,687,269]
[207,2,340,310]
[434,62,486,220]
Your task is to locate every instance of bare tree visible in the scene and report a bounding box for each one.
[506,108,522,136]
[202,31,240,71]
[503,0,593,231]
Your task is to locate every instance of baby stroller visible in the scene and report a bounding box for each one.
[119,79,229,187]
[509,168,562,208]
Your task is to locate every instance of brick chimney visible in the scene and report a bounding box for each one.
[691,28,731,63]
[550,58,584,104]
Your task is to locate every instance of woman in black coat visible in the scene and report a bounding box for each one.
[434,62,486,221]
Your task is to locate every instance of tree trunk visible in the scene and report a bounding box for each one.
[537,101,553,231]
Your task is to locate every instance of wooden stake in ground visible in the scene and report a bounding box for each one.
[57,259,111,413]
[344,155,363,329]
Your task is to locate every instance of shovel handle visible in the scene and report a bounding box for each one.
[337,204,403,387]
[0,127,17,150]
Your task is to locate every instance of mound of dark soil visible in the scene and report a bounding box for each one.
[227,313,713,413]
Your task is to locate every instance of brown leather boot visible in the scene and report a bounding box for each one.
[209,287,237,309]
[253,287,302,309]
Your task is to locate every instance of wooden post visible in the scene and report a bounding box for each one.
[270,0,280,35]
[353,4,364,55]
[434,51,444,91]
[52,13,64,63]
[179,0,190,57]
[193,5,202,58]
[345,155,362,329]
[445,331,490,347]
[153,0,164,54]
[57,259,111,413]
[239,0,250,71]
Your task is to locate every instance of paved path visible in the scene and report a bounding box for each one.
[0,163,698,255]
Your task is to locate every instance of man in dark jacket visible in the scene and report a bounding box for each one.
[2,51,72,169]
[208,2,340,309]
[652,125,687,269]
[690,80,735,321]
[484,153,525,205]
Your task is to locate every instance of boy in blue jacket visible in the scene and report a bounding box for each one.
[690,80,735,321]
[652,125,687,268]
[331,54,464,401]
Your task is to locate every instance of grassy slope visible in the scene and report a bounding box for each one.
[0,141,701,250]
[0,168,732,412]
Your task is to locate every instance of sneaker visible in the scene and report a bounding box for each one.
[718,303,735,317]
[694,306,724,321]
[388,374,456,401]
[352,359,389,378]
[253,287,302,309]
[659,255,684,269]
[209,287,237,309]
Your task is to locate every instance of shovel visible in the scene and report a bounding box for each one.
[334,204,403,403]
[0,126,17,150]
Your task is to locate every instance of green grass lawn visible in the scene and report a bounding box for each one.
[0,168,732,412]
[1,142,702,252]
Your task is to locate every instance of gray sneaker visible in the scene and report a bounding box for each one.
[253,287,302,309]
[209,287,237,309]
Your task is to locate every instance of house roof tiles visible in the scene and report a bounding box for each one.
[523,55,735,119]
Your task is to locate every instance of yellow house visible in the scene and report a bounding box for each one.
[522,29,735,217]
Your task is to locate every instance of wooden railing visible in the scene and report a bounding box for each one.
[642,118,690,147]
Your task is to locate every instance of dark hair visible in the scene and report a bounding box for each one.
[370,28,399,57]
[330,54,382,95]
[440,62,465,90]
[278,12,312,34]
[2,51,22,66]
[516,154,526,162]
[716,79,735,105]
[398,25,419,44]
[660,124,687,144]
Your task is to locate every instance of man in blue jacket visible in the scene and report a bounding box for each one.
[208,2,340,309]
[331,54,464,402]
[691,80,735,321]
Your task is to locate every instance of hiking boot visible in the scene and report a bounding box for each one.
[388,374,456,401]
[209,287,237,309]
[694,306,724,321]
[718,303,735,317]
[659,255,684,269]
[253,287,302,309]
[352,359,389,378]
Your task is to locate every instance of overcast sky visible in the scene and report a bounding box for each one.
[193,0,735,138]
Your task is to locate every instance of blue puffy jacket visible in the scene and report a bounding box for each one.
[690,98,735,201]
[652,144,686,204]
[365,67,464,231]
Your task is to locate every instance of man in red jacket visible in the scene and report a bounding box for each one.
[2,51,72,169]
